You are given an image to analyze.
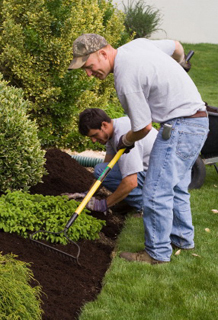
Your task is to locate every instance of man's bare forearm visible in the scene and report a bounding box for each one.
[125,123,152,144]
[106,174,138,207]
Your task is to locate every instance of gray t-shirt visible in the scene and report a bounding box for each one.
[106,117,158,179]
[150,39,175,55]
[114,38,206,131]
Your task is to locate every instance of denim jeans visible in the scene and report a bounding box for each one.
[143,116,209,262]
[94,162,146,210]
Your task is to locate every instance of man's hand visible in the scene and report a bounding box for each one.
[117,134,135,154]
[86,197,108,213]
[62,192,108,214]
[172,41,191,72]
[179,54,191,72]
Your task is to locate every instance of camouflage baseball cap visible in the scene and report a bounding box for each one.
[68,33,108,70]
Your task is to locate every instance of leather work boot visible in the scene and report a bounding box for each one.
[119,250,169,265]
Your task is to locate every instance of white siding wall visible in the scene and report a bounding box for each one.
[113,0,218,44]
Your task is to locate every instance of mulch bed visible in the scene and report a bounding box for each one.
[0,148,126,319]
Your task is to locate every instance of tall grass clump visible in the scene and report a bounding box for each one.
[123,0,163,39]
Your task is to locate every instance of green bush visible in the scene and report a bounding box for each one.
[0,252,43,319]
[0,191,106,243]
[0,76,46,193]
[123,0,163,39]
[0,0,131,149]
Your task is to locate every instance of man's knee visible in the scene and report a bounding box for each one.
[94,162,107,179]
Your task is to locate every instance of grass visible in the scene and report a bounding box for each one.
[182,43,218,106]
[79,43,218,320]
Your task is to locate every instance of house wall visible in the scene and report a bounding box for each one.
[113,0,218,44]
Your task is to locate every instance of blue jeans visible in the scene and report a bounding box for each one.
[94,162,146,211]
[143,117,209,262]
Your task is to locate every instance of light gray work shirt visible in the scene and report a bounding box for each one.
[114,38,206,131]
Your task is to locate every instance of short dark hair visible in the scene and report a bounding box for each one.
[79,108,111,136]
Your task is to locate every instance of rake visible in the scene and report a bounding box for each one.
[30,148,126,264]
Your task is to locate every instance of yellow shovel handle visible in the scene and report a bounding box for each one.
[75,148,125,215]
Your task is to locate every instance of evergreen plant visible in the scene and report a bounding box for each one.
[0,76,46,193]
[0,252,43,319]
[0,0,129,149]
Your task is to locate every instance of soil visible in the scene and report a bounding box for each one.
[0,148,126,320]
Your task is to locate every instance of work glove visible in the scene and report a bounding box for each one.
[117,134,135,154]
[86,197,108,214]
[62,192,108,214]
[179,54,191,72]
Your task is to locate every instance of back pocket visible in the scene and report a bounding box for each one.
[176,131,205,160]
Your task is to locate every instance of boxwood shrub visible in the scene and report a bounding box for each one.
[0,76,46,193]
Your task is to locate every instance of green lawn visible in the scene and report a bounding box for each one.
[79,43,218,320]
[183,43,218,106]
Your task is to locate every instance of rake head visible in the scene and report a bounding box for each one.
[29,229,81,265]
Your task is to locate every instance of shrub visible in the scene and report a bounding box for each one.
[0,76,46,193]
[0,0,130,149]
[123,0,163,39]
[0,191,106,243]
[0,252,43,319]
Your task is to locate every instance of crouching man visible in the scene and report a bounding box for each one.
[68,108,157,215]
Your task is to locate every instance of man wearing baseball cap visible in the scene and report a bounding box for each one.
[68,33,209,265]
[68,34,108,70]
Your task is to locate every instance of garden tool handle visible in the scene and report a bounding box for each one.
[186,50,194,62]
[64,148,126,230]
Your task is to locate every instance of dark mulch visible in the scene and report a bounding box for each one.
[0,148,126,319]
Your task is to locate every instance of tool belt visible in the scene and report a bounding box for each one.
[185,110,207,118]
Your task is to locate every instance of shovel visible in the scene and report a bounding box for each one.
[30,148,126,264]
